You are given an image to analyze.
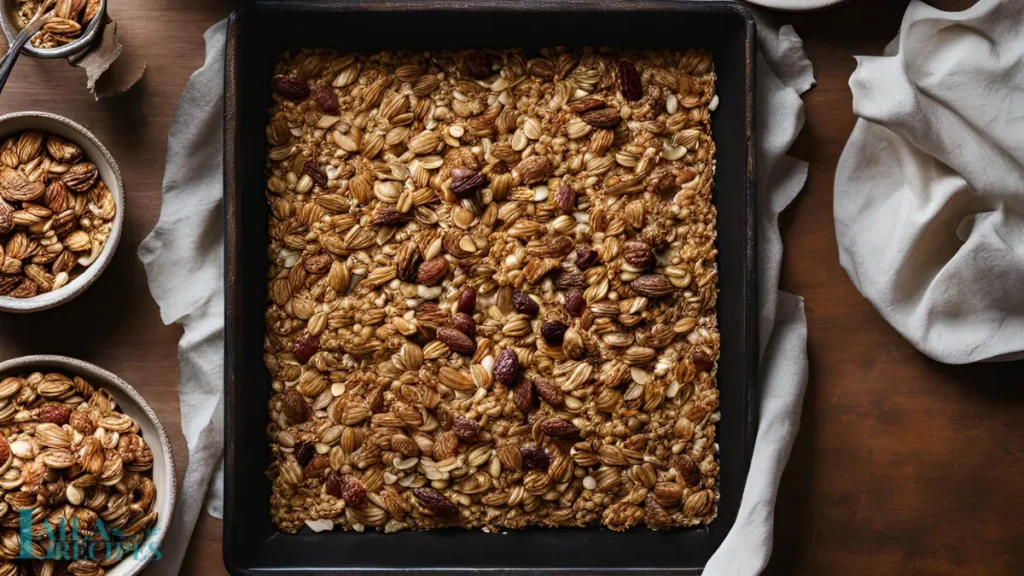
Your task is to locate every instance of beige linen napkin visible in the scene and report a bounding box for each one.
[835,0,1024,364]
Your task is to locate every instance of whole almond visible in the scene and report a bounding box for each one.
[436,327,476,355]
[281,389,309,425]
[452,313,476,338]
[272,75,311,101]
[631,274,675,298]
[413,487,458,516]
[433,430,459,460]
[533,378,564,406]
[457,286,477,315]
[568,97,605,113]
[580,108,621,129]
[416,256,449,285]
[391,434,420,457]
[541,417,579,438]
[515,155,553,185]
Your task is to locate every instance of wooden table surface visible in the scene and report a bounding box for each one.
[1,0,1020,574]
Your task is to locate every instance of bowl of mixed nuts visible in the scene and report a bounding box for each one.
[0,111,124,313]
[0,355,175,576]
[1,0,107,59]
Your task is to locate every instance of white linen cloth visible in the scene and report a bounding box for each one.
[835,0,1024,364]
[139,13,812,574]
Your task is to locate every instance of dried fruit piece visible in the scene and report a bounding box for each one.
[512,291,539,316]
[520,444,550,471]
[631,274,675,298]
[311,85,339,113]
[449,168,487,199]
[618,59,643,101]
[580,108,622,129]
[38,403,71,425]
[272,75,311,101]
[373,207,408,227]
[294,442,315,467]
[453,417,480,440]
[568,97,605,113]
[493,348,519,385]
[452,313,476,338]
[413,487,458,516]
[293,334,320,364]
[541,320,568,345]
[565,288,586,318]
[457,286,477,315]
[326,472,345,498]
[533,378,564,406]
[673,454,702,486]
[416,256,449,285]
[341,476,366,505]
[541,417,579,438]
[304,253,332,274]
[436,327,476,355]
[513,379,533,412]
[693,351,713,373]
[302,161,328,189]
[463,52,492,79]
[575,246,598,270]
[555,182,576,212]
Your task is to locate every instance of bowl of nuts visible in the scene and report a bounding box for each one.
[0,111,124,313]
[0,355,175,576]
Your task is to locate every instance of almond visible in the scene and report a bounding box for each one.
[416,256,449,285]
[515,155,552,185]
[631,274,675,298]
[436,327,476,355]
[580,108,621,129]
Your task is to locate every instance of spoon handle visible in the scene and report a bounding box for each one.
[0,11,53,96]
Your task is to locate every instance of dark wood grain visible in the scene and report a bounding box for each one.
[0,0,1020,574]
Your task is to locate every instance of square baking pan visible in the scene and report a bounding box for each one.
[224,1,758,573]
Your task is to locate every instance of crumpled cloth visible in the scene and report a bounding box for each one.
[137,20,226,576]
[835,0,1024,364]
[139,12,811,574]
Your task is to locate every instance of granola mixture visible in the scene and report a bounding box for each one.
[0,129,116,299]
[0,371,158,575]
[13,0,102,50]
[263,47,721,534]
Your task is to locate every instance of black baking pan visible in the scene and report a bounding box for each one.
[224,1,757,573]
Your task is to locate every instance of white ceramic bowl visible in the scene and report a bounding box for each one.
[0,112,124,313]
[0,355,176,576]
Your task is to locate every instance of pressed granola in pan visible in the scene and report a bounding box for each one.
[262,47,721,534]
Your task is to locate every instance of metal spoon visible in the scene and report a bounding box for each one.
[0,5,54,95]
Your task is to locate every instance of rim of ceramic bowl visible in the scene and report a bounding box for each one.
[0,111,124,313]
[0,355,176,576]
[0,0,108,59]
